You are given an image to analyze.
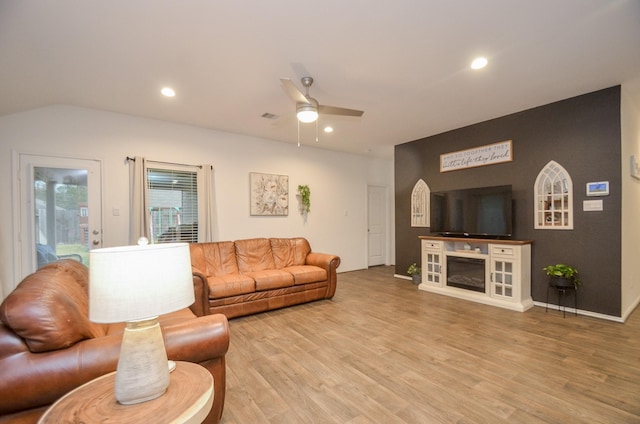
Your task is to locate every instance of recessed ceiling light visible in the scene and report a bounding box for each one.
[161,87,176,97]
[471,57,488,70]
[324,126,334,133]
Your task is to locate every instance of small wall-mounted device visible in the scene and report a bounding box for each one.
[586,181,609,197]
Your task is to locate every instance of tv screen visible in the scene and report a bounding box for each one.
[430,185,513,239]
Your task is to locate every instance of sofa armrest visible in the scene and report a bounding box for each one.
[0,313,229,418]
[190,271,210,316]
[306,252,340,270]
[306,252,341,298]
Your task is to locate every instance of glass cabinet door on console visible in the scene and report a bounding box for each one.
[490,245,518,301]
[421,240,443,286]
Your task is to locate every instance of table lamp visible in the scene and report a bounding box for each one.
[89,239,195,405]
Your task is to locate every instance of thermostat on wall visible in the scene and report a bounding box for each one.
[586,181,609,196]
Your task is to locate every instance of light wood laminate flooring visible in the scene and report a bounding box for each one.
[220,266,640,423]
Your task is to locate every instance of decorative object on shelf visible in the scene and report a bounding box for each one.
[89,239,195,405]
[543,263,581,288]
[297,184,311,214]
[250,172,289,216]
[407,262,421,284]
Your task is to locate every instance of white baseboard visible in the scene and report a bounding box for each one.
[393,274,628,322]
[532,301,624,323]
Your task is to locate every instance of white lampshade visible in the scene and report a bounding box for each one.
[89,242,194,323]
[296,105,318,123]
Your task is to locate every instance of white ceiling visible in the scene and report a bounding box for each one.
[2,1,639,158]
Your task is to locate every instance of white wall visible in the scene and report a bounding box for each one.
[621,87,640,320]
[0,105,394,298]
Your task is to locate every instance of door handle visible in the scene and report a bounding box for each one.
[92,240,100,246]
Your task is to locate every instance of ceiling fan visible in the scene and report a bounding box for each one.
[280,76,364,124]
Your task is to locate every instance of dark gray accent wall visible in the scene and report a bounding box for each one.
[395,86,622,316]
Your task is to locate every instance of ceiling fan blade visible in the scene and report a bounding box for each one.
[280,78,310,104]
[319,105,364,117]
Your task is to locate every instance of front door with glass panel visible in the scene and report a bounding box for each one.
[18,154,102,277]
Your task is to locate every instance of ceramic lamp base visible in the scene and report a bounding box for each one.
[115,317,170,405]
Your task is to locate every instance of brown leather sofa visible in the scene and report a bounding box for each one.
[189,237,340,318]
[0,259,230,424]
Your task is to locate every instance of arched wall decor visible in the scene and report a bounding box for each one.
[411,179,430,227]
[534,160,573,229]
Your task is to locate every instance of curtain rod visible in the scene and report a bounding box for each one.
[126,156,203,169]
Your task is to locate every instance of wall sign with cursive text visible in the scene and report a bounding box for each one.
[440,140,512,172]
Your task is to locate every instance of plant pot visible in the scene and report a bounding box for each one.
[412,274,421,284]
[550,276,574,289]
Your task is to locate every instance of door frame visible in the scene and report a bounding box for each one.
[11,151,103,284]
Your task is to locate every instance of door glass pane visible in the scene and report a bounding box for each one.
[34,167,89,269]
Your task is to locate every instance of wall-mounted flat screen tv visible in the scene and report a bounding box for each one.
[430,185,513,239]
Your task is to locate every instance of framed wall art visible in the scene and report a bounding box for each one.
[440,140,512,172]
[249,172,289,216]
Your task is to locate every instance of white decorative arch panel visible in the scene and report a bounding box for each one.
[411,179,430,227]
[534,160,573,229]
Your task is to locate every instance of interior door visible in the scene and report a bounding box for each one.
[17,154,102,279]
[367,185,386,266]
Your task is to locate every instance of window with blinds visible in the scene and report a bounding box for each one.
[146,165,198,243]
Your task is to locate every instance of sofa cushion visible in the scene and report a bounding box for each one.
[190,241,240,276]
[244,269,294,291]
[270,237,311,268]
[235,238,275,272]
[283,265,327,285]
[0,266,102,353]
[207,274,256,299]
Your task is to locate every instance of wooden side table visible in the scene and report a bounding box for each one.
[38,361,213,424]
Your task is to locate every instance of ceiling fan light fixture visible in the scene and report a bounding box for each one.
[296,104,318,123]
[471,57,488,70]
[160,87,176,97]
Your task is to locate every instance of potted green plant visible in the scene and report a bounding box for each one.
[543,263,581,288]
[407,263,421,284]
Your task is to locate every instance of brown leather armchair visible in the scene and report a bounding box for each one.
[0,260,229,424]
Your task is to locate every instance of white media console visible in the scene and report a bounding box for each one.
[419,236,533,312]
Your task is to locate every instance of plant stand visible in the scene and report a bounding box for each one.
[546,278,577,318]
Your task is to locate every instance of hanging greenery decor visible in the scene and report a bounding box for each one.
[297,185,311,214]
